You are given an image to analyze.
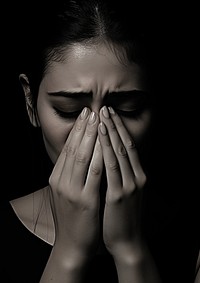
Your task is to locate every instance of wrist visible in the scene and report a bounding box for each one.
[52,243,93,271]
[39,245,94,282]
[111,240,148,265]
[111,242,162,283]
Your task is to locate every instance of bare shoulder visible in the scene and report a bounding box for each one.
[10,187,48,224]
[10,186,54,245]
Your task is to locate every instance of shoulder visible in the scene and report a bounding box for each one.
[10,191,36,229]
[10,187,54,245]
[10,187,49,225]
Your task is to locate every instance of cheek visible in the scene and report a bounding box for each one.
[38,112,74,164]
[122,111,152,144]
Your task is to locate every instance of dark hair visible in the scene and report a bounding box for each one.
[17,0,154,108]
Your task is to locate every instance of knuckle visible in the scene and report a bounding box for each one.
[75,120,82,132]
[110,121,116,131]
[137,173,147,189]
[90,164,101,176]
[106,190,123,203]
[85,127,95,137]
[67,192,95,210]
[105,140,111,147]
[118,145,127,157]
[126,138,136,150]
[76,151,88,164]
[108,161,119,172]
[49,173,63,195]
[124,182,137,195]
[66,190,79,203]
[65,145,76,156]
[56,186,64,197]
[49,174,56,188]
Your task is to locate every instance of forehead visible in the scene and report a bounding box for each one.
[41,43,146,94]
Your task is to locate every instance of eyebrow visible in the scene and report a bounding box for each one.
[47,89,148,98]
[47,91,92,98]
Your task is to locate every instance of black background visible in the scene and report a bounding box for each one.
[1,1,199,282]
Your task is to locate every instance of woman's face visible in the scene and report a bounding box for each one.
[36,43,152,164]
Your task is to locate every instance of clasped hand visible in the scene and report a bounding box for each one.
[49,106,147,264]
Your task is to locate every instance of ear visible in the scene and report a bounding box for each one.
[19,74,40,127]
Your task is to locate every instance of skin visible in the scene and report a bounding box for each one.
[36,43,151,164]
[13,43,161,282]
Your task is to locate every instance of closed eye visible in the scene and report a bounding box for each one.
[53,108,82,119]
[114,107,143,118]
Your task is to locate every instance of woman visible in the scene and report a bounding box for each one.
[1,0,198,282]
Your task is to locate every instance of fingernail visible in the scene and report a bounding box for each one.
[80,107,89,120]
[99,122,107,135]
[102,106,109,118]
[108,106,115,115]
[89,112,96,124]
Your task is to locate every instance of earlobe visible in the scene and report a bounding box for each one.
[19,74,40,127]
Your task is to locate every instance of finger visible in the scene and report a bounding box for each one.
[98,121,122,191]
[85,137,103,195]
[100,106,134,187]
[108,107,145,180]
[71,112,99,186]
[60,107,90,179]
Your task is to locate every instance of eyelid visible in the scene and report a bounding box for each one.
[114,105,147,118]
[53,107,82,119]
[115,108,138,116]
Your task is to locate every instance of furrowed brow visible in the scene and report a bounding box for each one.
[47,91,92,98]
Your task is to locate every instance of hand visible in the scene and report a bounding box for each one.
[49,108,103,264]
[98,106,147,260]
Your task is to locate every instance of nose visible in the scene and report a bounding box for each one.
[90,99,104,115]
